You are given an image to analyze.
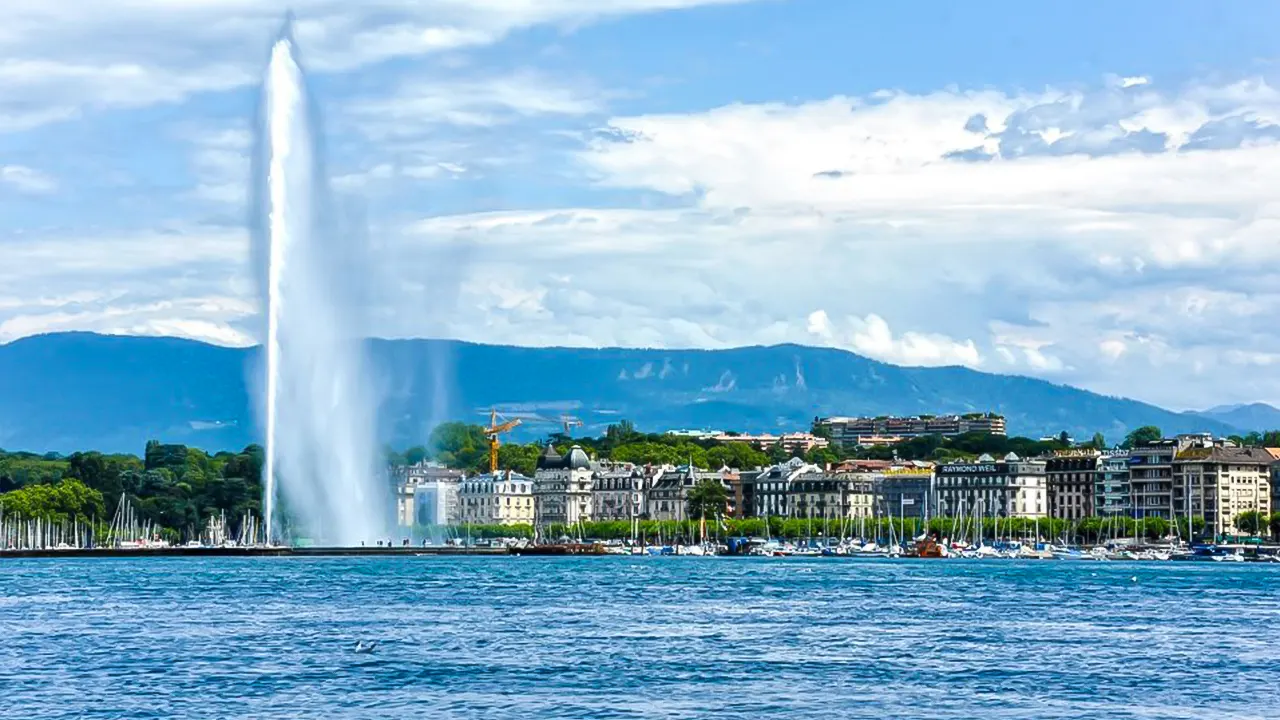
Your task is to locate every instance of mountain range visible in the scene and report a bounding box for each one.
[0,332,1260,454]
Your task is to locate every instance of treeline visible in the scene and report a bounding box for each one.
[386,420,783,476]
[0,441,263,542]
[386,419,1098,475]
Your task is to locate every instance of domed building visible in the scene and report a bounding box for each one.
[533,443,596,526]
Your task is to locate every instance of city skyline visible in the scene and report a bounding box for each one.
[5,2,1280,411]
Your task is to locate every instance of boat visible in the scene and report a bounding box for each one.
[913,537,948,558]
[509,542,607,556]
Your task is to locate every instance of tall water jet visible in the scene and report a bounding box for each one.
[254,19,387,545]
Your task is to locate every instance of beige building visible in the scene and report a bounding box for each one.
[1173,446,1273,537]
[533,444,595,526]
[458,470,535,526]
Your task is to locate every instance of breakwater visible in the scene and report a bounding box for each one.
[0,545,508,559]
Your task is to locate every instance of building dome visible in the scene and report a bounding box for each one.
[566,445,591,469]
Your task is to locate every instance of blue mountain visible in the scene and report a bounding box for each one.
[0,332,1243,454]
[1191,403,1280,434]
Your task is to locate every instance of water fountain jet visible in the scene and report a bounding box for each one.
[255,18,387,546]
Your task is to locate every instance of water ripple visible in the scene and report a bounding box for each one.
[1,557,1278,719]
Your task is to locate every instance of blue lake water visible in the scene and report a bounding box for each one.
[2,557,1278,719]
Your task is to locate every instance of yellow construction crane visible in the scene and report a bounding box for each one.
[484,408,522,474]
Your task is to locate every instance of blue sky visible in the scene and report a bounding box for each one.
[4,1,1280,410]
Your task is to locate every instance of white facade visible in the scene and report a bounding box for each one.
[412,479,460,526]
[396,462,464,527]
[934,453,1047,519]
[591,463,649,521]
[533,444,595,526]
[458,471,535,526]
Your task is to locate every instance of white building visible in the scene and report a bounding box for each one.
[396,462,464,527]
[934,453,1047,519]
[591,462,650,521]
[458,470,535,526]
[533,444,595,526]
[412,479,460,527]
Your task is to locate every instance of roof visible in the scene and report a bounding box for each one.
[536,442,563,470]
[1175,446,1277,464]
[565,445,591,470]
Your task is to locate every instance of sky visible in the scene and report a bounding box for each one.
[4,0,1280,411]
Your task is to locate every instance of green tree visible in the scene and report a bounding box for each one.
[0,479,106,523]
[1122,426,1162,449]
[706,442,768,470]
[428,422,489,470]
[1269,512,1280,540]
[1089,432,1107,450]
[803,445,840,467]
[767,441,789,464]
[1234,510,1264,535]
[404,446,429,466]
[495,443,542,477]
[686,479,728,520]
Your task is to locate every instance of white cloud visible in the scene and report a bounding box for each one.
[848,314,983,368]
[0,0,747,131]
[806,309,832,339]
[347,71,603,137]
[0,164,56,193]
[14,69,1280,412]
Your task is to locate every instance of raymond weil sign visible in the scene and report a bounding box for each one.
[941,464,998,474]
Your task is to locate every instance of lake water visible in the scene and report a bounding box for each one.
[2,557,1278,719]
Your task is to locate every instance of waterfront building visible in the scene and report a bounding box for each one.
[873,468,934,520]
[395,461,465,527]
[934,453,1047,519]
[1094,450,1131,517]
[1172,446,1274,537]
[533,443,594,526]
[458,470,535,526]
[648,464,725,521]
[815,413,1006,448]
[1130,434,1224,520]
[1045,450,1099,521]
[722,467,745,519]
[786,467,840,520]
[590,462,649,521]
[744,458,822,517]
[412,479,461,526]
